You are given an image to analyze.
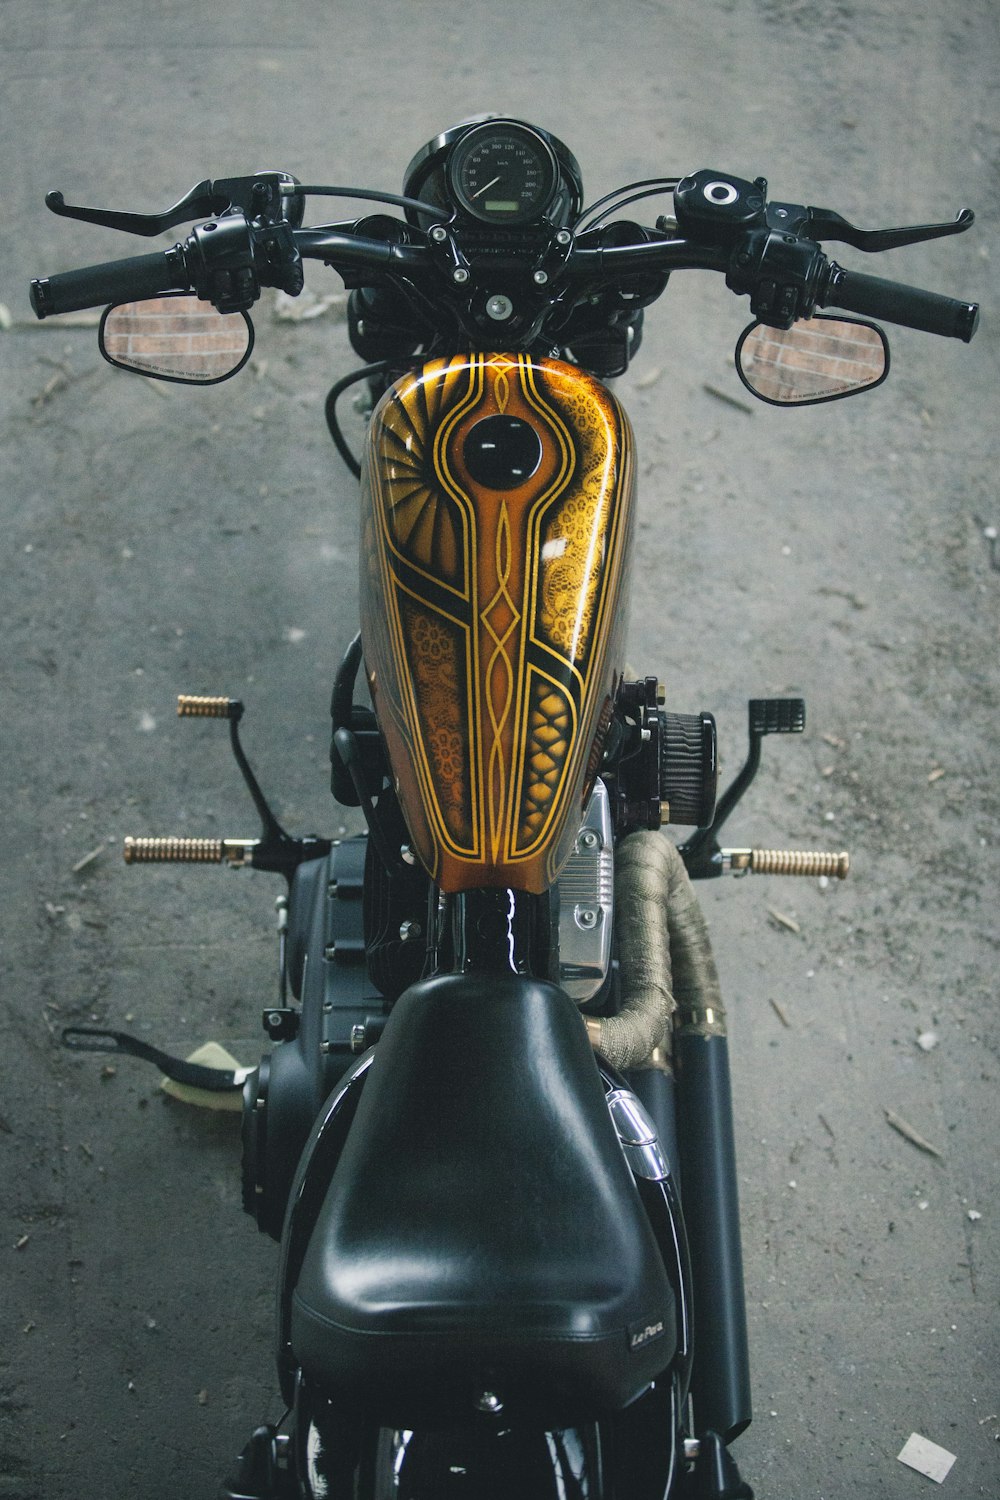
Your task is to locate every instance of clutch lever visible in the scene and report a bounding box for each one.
[45,173,298,236]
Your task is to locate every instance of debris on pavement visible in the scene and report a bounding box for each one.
[71,844,104,875]
[633,365,663,389]
[916,1030,939,1052]
[702,381,755,414]
[897,1432,956,1484]
[159,1042,245,1113]
[273,287,348,322]
[884,1108,943,1160]
[767,907,801,934]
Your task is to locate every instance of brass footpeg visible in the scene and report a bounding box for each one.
[123,836,259,866]
[723,848,850,879]
[176,694,237,719]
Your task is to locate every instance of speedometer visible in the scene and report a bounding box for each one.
[447,122,559,226]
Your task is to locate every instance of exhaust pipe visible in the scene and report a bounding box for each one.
[591,833,752,1444]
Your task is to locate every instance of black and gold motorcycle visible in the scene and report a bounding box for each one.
[31,117,979,1498]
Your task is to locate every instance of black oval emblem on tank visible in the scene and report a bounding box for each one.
[462,415,543,490]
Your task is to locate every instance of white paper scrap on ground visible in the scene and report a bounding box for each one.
[897,1433,957,1483]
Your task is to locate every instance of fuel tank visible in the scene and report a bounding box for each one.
[360,353,635,893]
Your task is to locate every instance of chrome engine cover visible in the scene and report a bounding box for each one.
[558,779,613,1003]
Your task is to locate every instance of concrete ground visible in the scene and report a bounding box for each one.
[2,1,997,1496]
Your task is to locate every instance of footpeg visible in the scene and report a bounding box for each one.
[123,835,259,866]
[723,847,849,879]
[176,694,238,719]
[123,690,331,881]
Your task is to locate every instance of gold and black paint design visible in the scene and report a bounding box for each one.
[360,353,635,893]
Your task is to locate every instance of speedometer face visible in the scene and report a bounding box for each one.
[448,123,558,226]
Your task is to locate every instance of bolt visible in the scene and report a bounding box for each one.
[400,844,416,866]
[533,269,549,286]
[578,828,600,851]
[453,267,470,284]
[399,920,422,942]
[575,907,598,930]
[267,1012,283,1029]
[555,229,572,246]
[324,941,337,959]
[350,1025,367,1052]
[430,225,448,243]
[486,294,514,321]
[476,1391,504,1415]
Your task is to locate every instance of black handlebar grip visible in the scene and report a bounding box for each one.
[30,248,189,319]
[824,265,979,342]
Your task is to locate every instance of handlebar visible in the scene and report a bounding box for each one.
[29,203,980,345]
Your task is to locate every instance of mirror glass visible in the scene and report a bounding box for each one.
[736,315,888,406]
[99,294,253,384]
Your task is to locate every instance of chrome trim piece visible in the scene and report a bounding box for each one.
[558,780,613,1002]
[606,1086,671,1182]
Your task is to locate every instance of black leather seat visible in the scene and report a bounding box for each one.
[289,972,676,1427]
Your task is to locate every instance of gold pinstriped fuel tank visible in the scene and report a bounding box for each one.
[359,352,635,894]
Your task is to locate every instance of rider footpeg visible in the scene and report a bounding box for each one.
[724,847,849,879]
[123,835,259,865]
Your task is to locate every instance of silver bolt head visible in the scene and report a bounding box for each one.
[476,1391,504,1414]
[533,269,549,285]
[486,294,514,321]
[399,920,422,942]
[578,828,600,850]
[430,225,448,242]
[555,229,572,245]
[575,906,598,930]
[453,267,470,284]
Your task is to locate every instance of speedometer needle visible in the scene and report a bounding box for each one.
[471,175,502,199]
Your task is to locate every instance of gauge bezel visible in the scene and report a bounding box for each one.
[445,121,560,227]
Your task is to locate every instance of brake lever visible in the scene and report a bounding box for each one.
[767,200,975,252]
[44,173,299,236]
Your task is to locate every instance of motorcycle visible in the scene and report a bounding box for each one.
[30,117,979,1499]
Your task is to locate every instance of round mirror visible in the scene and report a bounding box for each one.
[99,294,253,384]
[736,315,889,406]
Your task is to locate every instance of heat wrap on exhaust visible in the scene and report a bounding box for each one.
[590,831,724,1071]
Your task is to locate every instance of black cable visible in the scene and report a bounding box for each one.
[324,361,389,478]
[575,177,679,233]
[284,184,443,218]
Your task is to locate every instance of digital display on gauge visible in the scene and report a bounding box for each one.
[447,122,558,225]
